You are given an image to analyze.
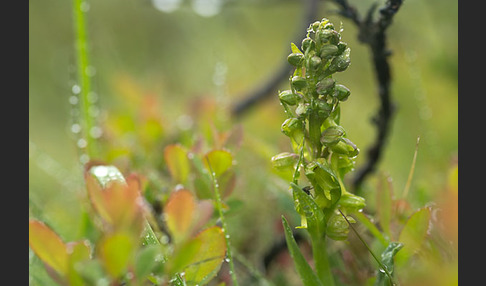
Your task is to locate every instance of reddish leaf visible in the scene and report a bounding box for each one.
[85,166,144,232]
[164,189,197,242]
[29,219,69,275]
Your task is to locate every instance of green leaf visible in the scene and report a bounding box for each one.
[395,207,431,266]
[98,233,135,278]
[203,149,233,178]
[281,216,323,286]
[168,238,202,276]
[291,42,303,54]
[77,259,106,285]
[184,226,227,285]
[290,183,324,237]
[374,242,403,286]
[135,245,164,282]
[67,240,92,286]
[164,144,191,184]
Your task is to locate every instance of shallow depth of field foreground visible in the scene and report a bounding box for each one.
[29,0,457,285]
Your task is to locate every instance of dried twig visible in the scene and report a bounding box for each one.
[333,0,404,191]
[231,0,319,117]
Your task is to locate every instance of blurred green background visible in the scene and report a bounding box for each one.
[29,0,457,284]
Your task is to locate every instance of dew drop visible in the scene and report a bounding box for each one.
[88,91,98,103]
[72,84,81,95]
[152,0,182,13]
[80,2,90,12]
[69,95,79,105]
[192,0,223,17]
[85,66,96,77]
[77,138,87,148]
[80,154,90,164]
[90,126,103,138]
[71,123,81,134]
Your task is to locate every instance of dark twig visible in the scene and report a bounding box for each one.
[333,0,403,191]
[231,0,319,117]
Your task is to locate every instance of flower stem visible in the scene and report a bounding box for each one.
[310,234,335,286]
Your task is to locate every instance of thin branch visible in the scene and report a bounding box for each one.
[333,0,404,191]
[231,0,319,117]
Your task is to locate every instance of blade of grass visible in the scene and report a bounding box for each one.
[281,216,323,286]
[353,211,389,247]
[402,136,420,199]
[338,209,397,286]
[205,158,239,286]
[73,0,97,158]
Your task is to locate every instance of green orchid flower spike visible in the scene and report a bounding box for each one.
[274,18,366,286]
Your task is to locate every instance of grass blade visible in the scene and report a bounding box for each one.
[281,216,323,286]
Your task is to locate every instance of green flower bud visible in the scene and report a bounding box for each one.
[271,152,298,170]
[329,47,351,72]
[291,76,307,91]
[281,118,304,142]
[334,84,351,101]
[330,137,359,157]
[309,56,322,70]
[305,161,339,194]
[320,44,339,59]
[279,90,301,106]
[316,78,335,95]
[316,99,332,117]
[311,21,321,32]
[322,21,334,30]
[287,53,304,67]
[326,214,355,241]
[301,37,315,52]
[321,125,346,145]
[339,192,366,213]
[337,42,348,54]
[317,29,340,45]
[295,103,310,118]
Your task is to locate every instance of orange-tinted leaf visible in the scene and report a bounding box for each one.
[85,165,144,232]
[184,226,227,284]
[192,200,215,236]
[203,150,233,178]
[164,144,190,184]
[29,219,69,275]
[164,189,196,243]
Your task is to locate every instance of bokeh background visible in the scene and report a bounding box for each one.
[29,0,457,284]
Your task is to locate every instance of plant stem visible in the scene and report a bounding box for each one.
[207,164,239,286]
[73,0,96,158]
[310,234,335,286]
